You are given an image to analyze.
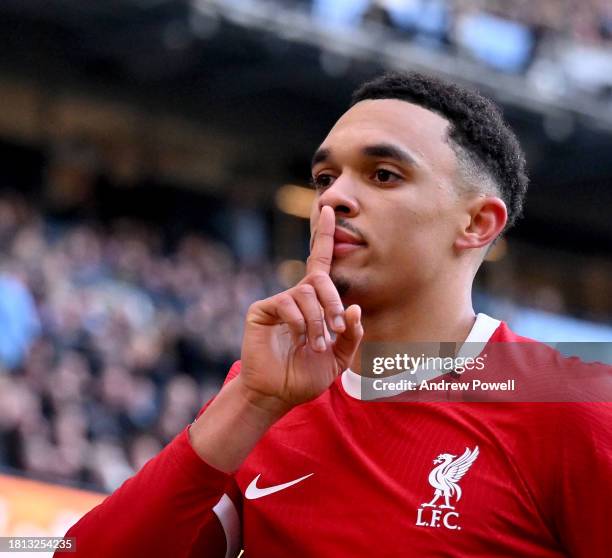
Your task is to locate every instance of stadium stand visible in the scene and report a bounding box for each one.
[0,194,280,492]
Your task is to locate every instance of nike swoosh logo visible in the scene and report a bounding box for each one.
[245,473,314,500]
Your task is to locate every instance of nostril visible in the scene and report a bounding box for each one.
[335,205,351,214]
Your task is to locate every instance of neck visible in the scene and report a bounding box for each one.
[351,279,476,375]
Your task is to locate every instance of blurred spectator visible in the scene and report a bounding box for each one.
[453,9,535,73]
[0,194,279,492]
[311,0,612,86]
[0,271,40,369]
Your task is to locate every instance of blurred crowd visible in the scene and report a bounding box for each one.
[451,0,611,45]
[0,195,279,492]
[309,0,612,94]
[356,0,612,46]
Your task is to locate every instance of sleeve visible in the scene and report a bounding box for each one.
[57,361,244,558]
[555,402,612,557]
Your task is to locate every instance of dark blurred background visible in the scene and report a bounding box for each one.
[0,0,611,508]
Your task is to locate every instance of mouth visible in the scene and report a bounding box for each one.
[333,227,366,258]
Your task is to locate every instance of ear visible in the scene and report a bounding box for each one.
[455,196,507,251]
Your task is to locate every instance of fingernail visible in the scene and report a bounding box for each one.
[333,316,345,331]
[298,334,306,346]
[315,336,326,352]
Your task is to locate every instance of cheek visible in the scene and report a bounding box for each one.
[384,202,452,257]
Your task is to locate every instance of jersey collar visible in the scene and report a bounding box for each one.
[340,313,501,400]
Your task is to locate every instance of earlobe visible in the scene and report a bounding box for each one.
[455,197,507,251]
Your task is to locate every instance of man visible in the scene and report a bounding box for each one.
[60,73,611,557]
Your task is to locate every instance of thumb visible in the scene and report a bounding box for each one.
[332,304,363,372]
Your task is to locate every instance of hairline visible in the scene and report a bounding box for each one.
[350,96,501,198]
[348,96,503,256]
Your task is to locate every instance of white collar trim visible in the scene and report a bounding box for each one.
[340,313,501,400]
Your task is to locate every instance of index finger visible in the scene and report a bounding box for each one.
[307,205,335,275]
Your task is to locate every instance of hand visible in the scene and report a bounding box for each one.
[239,205,363,413]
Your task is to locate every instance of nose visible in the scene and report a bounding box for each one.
[317,174,359,217]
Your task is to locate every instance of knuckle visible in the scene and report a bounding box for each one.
[317,228,334,239]
[307,254,331,267]
[247,300,263,314]
[290,317,306,331]
[277,294,294,307]
[308,270,329,284]
[326,305,341,316]
[308,317,325,329]
[295,284,315,297]
[245,299,267,325]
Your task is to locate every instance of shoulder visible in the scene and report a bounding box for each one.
[491,320,537,343]
[489,321,612,404]
[492,320,608,371]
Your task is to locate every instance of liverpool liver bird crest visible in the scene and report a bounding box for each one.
[422,446,479,510]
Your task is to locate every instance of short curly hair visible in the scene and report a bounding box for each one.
[351,72,529,231]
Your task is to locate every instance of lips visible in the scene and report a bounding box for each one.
[333,227,365,258]
[333,228,365,246]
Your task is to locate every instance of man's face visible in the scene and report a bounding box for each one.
[309,99,469,309]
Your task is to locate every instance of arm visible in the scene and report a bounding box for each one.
[59,361,246,558]
[59,206,362,556]
[58,420,232,558]
[189,206,362,473]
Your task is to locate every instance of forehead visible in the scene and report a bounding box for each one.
[320,99,456,171]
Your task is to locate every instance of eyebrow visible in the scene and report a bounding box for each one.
[311,147,330,169]
[311,143,419,170]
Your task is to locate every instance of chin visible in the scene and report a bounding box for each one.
[331,272,369,308]
[331,273,351,298]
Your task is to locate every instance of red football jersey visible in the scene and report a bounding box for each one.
[61,314,612,557]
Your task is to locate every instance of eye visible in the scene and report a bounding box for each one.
[311,174,336,191]
[373,169,401,183]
